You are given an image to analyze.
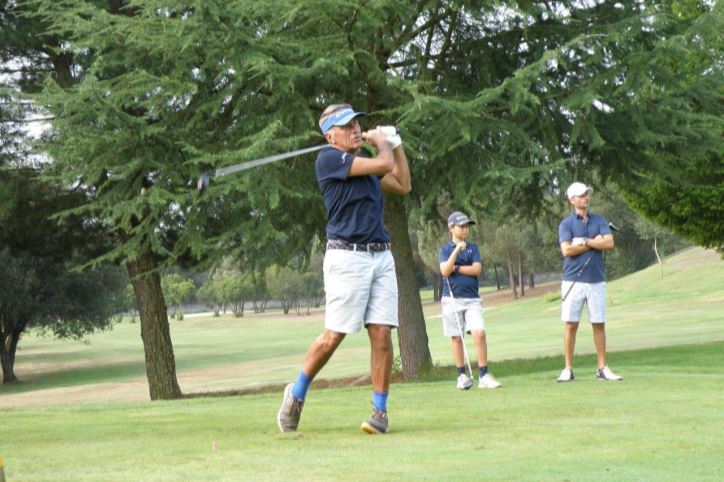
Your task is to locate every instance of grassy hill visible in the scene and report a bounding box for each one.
[1,247,723,481]
[1,247,722,404]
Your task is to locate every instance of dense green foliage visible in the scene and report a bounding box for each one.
[2,0,719,385]
[0,170,126,383]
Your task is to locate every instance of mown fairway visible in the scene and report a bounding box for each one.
[2,247,722,402]
[1,247,723,480]
[2,343,723,481]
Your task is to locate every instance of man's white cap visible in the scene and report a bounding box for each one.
[566,182,592,199]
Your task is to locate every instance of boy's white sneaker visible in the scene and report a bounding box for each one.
[478,373,501,389]
[456,373,474,390]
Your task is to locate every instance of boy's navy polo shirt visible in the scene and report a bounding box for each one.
[439,241,481,299]
[558,211,611,283]
[315,146,389,244]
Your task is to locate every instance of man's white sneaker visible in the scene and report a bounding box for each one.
[456,373,474,390]
[478,373,501,389]
[596,365,622,381]
[556,367,575,382]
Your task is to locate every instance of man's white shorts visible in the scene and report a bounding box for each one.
[323,249,398,334]
[441,297,485,336]
[561,281,606,323]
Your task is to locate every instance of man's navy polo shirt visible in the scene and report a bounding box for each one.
[558,211,611,283]
[315,146,389,244]
[439,241,481,298]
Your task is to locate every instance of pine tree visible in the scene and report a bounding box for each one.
[23,0,721,384]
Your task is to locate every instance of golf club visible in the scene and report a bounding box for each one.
[445,277,474,382]
[561,222,620,302]
[196,144,327,192]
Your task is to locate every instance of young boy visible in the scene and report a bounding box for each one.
[439,211,501,390]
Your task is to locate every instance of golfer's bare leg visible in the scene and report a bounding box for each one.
[592,323,607,369]
[451,336,465,368]
[471,330,488,367]
[301,329,346,377]
[368,324,392,392]
[563,322,579,368]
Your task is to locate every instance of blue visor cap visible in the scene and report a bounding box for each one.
[320,108,366,134]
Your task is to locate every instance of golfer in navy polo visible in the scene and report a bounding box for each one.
[277,103,411,434]
[557,182,622,383]
[439,211,501,390]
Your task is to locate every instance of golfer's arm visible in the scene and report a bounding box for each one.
[348,145,394,177]
[381,146,411,194]
[440,250,460,277]
[560,241,588,257]
[459,262,481,277]
[586,234,614,251]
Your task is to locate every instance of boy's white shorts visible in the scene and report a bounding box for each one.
[441,296,485,336]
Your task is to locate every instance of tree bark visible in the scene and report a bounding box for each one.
[493,264,501,290]
[518,254,525,297]
[126,251,182,400]
[507,258,518,299]
[433,271,441,302]
[528,272,535,289]
[385,195,432,380]
[1,330,20,384]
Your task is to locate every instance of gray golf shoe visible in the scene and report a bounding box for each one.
[277,383,304,432]
[361,406,388,434]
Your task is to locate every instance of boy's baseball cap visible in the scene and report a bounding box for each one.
[447,211,476,226]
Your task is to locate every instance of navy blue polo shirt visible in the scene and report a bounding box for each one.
[558,211,611,283]
[439,241,481,298]
[315,146,389,243]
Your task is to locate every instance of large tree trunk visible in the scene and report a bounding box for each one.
[507,258,518,299]
[528,272,535,289]
[385,195,432,380]
[126,251,182,400]
[1,330,21,384]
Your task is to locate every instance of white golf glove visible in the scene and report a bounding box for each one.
[378,125,402,149]
[572,237,586,246]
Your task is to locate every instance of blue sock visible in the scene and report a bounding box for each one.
[457,366,466,376]
[291,371,313,400]
[479,366,488,378]
[372,390,388,412]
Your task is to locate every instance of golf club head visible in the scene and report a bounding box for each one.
[608,222,620,232]
[197,172,210,193]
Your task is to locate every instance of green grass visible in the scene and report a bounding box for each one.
[1,342,723,481]
[1,247,723,480]
[4,247,721,397]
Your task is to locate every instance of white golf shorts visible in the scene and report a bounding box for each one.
[323,249,398,334]
[441,297,485,336]
[561,281,606,323]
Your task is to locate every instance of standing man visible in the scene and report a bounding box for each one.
[557,182,622,382]
[439,211,501,390]
[277,104,411,434]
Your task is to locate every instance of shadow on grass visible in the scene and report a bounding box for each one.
[183,341,724,400]
[0,361,146,394]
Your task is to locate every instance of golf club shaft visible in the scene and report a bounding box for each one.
[562,224,618,302]
[214,144,326,178]
[561,250,595,302]
[445,277,474,379]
